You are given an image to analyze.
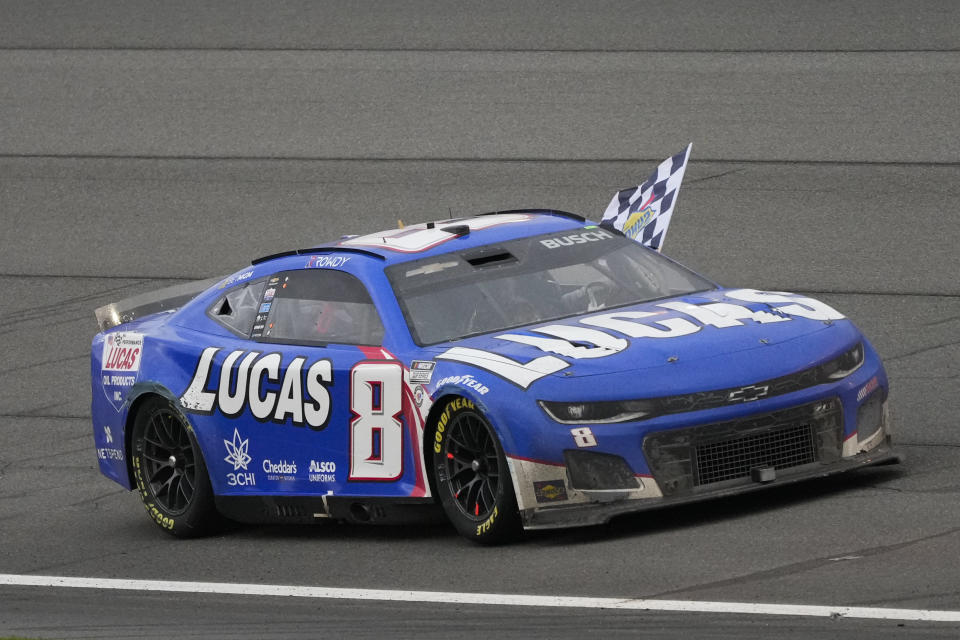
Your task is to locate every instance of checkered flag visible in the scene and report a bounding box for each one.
[600,143,691,252]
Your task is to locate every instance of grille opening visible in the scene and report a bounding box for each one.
[643,399,842,496]
[695,423,816,486]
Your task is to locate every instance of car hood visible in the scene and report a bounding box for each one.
[421,288,862,398]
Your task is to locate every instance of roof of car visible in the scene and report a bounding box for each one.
[250,209,597,267]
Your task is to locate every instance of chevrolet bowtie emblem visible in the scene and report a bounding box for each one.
[727,384,770,403]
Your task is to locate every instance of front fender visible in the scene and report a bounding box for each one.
[120,382,186,488]
[428,385,526,457]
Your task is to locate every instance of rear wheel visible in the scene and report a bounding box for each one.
[131,397,220,537]
[432,400,521,544]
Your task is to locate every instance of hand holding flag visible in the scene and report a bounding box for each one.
[601,143,692,252]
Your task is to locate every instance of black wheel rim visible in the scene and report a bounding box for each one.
[141,409,197,515]
[442,412,501,519]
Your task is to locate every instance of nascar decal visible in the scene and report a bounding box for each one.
[341,214,532,253]
[408,360,435,384]
[101,332,144,411]
[438,290,845,387]
[180,347,333,430]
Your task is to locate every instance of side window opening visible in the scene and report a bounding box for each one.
[207,278,267,336]
[253,270,385,346]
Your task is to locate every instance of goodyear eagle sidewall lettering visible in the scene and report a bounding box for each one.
[432,397,477,455]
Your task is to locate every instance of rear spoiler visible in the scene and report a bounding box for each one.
[94,277,221,332]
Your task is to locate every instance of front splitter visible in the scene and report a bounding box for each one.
[521,443,903,530]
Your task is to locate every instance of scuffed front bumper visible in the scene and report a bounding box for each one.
[519,439,901,530]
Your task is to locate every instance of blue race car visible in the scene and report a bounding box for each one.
[92,210,900,543]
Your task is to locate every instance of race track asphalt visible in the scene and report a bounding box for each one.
[1,2,958,638]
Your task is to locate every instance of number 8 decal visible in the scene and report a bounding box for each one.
[349,361,404,481]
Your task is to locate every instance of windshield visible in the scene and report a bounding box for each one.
[386,226,714,345]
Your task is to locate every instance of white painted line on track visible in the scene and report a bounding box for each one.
[1,573,958,623]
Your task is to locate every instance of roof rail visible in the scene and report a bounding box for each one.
[251,249,299,265]
[251,210,587,265]
[251,245,387,265]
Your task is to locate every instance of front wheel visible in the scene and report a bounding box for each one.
[131,397,220,537]
[432,400,521,544]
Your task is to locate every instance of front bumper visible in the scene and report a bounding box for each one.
[520,439,901,529]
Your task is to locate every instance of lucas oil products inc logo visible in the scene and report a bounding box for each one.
[224,428,255,486]
[102,332,144,372]
[101,332,145,411]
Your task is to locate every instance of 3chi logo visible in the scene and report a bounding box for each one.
[224,428,255,486]
[727,384,770,403]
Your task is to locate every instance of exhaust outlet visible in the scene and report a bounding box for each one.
[350,502,372,522]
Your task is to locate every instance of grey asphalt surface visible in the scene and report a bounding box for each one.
[3,50,958,163]
[1,2,959,639]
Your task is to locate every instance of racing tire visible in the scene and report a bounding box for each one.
[432,399,521,544]
[131,397,221,537]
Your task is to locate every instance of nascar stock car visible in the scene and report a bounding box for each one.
[91,154,899,543]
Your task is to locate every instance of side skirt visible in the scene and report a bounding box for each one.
[214,495,443,526]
